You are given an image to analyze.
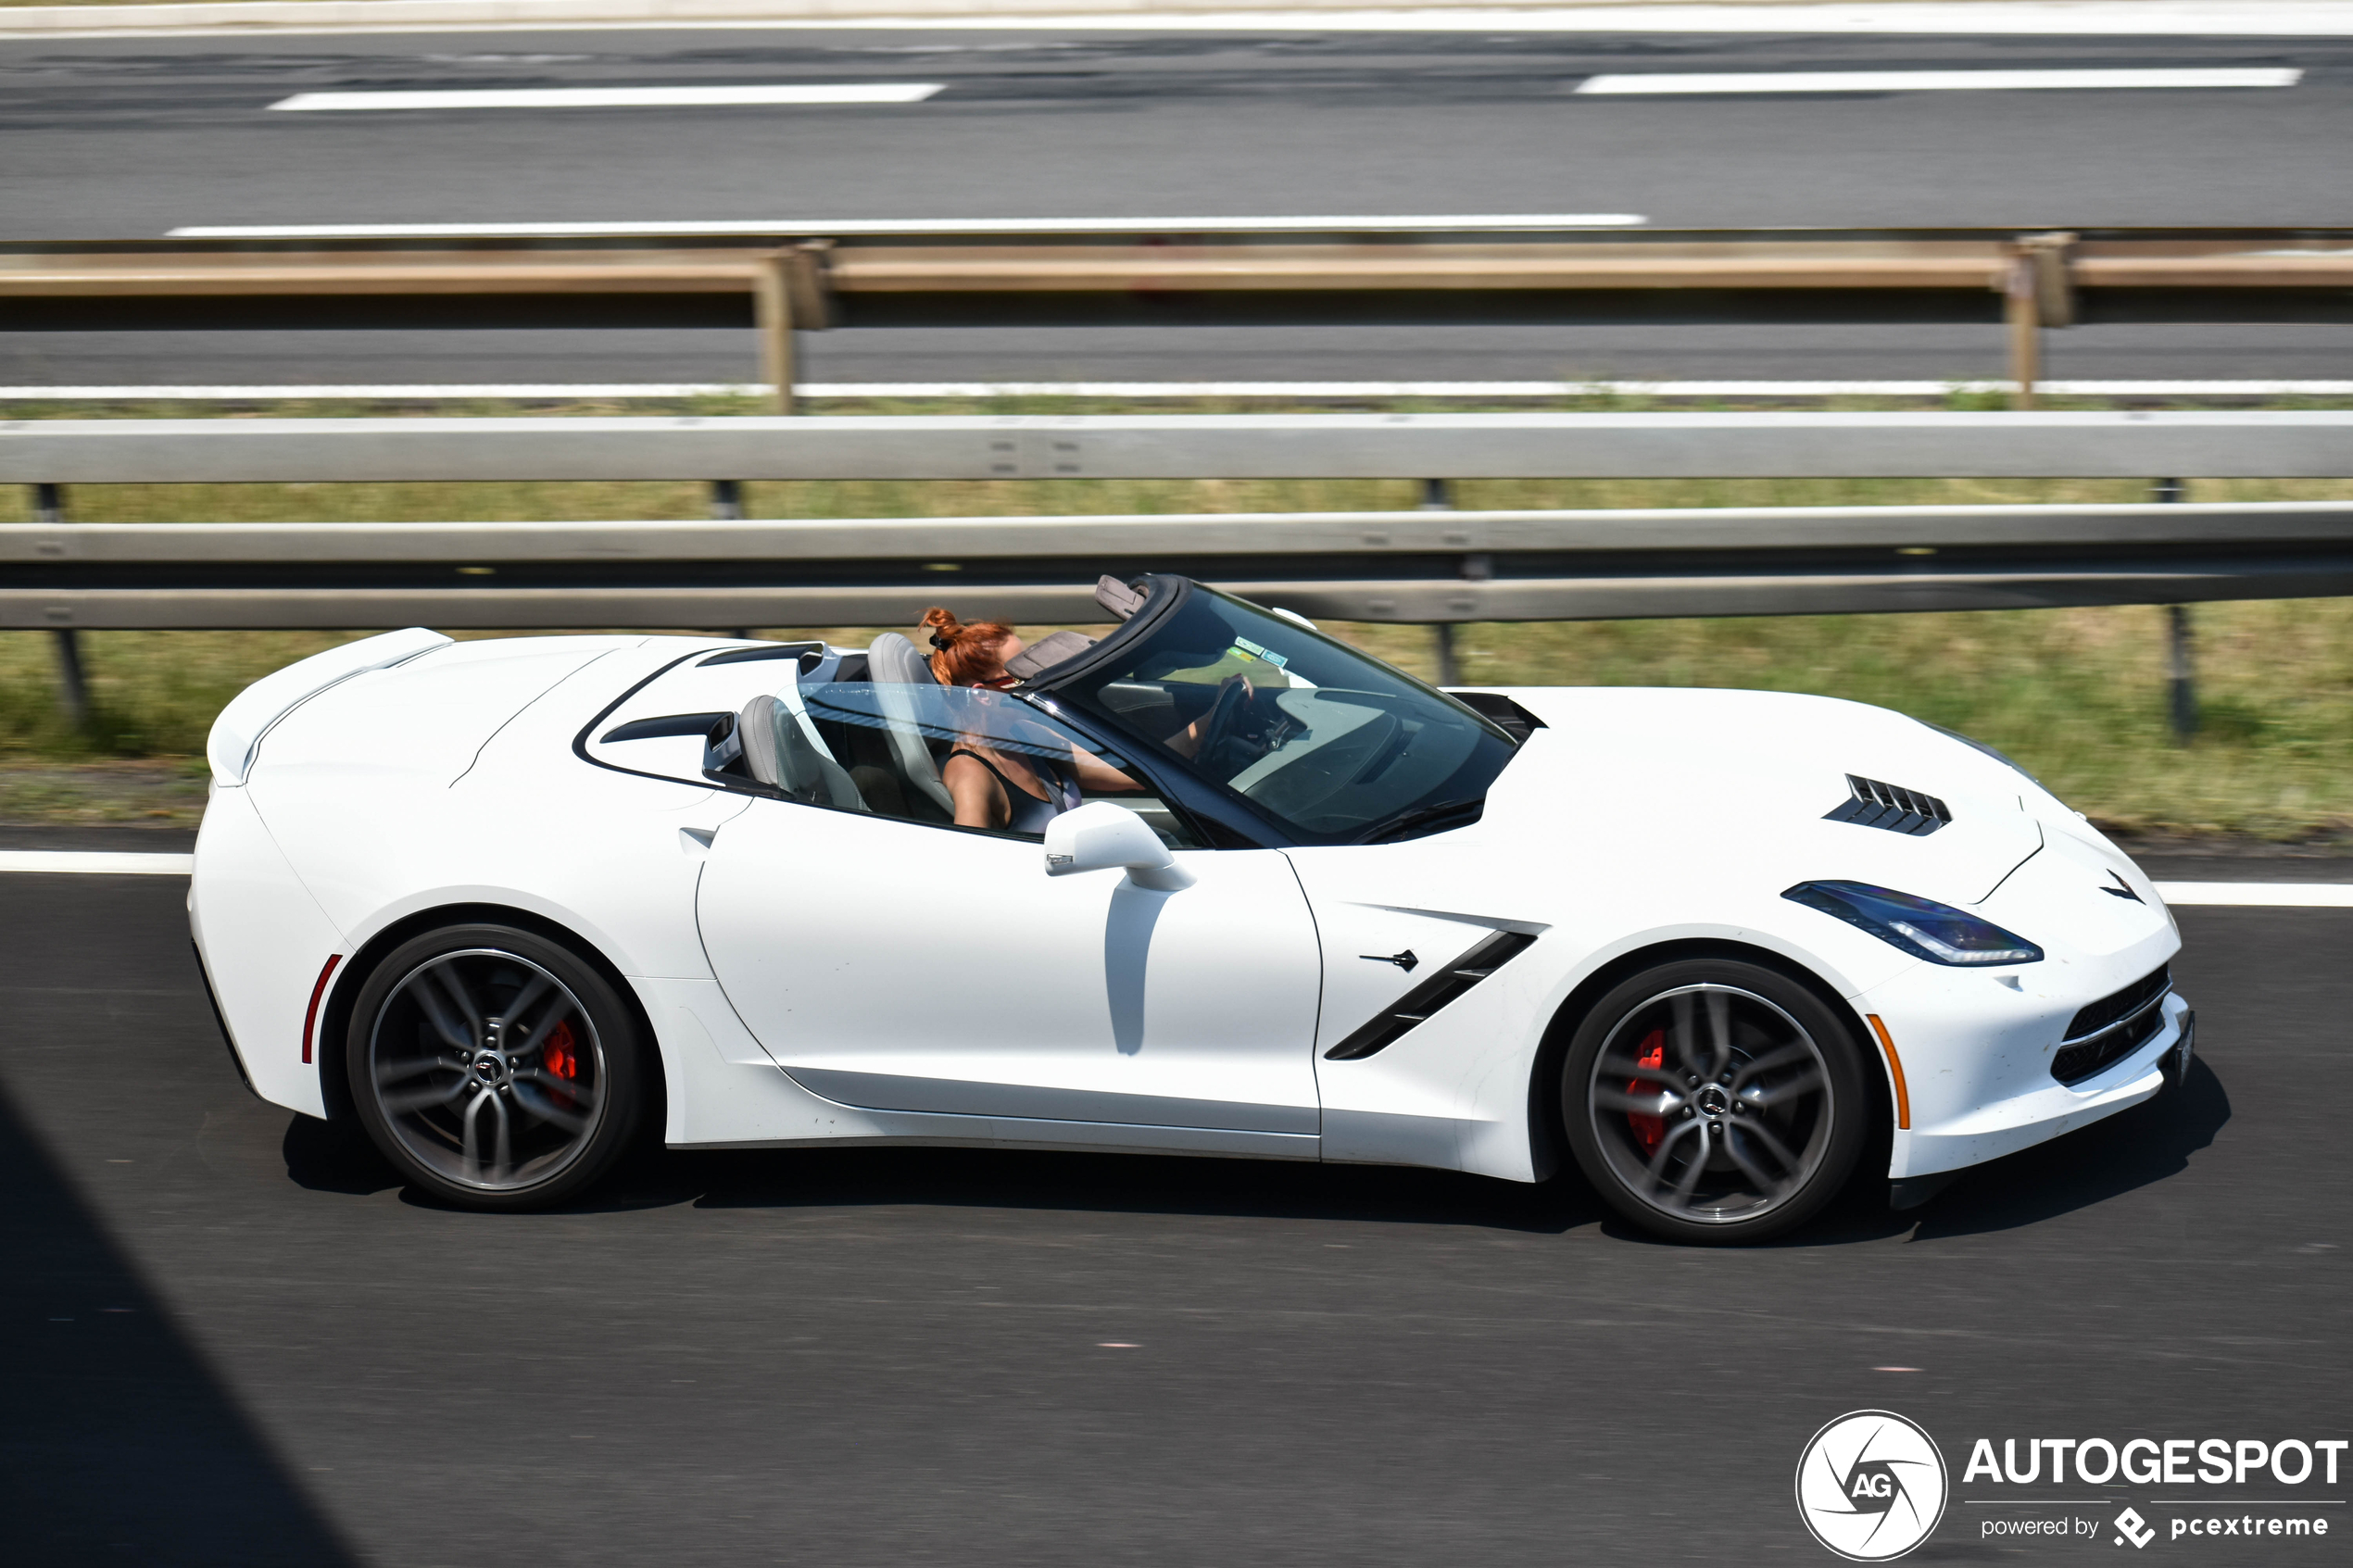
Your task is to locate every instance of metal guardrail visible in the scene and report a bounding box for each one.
[7,224,2353,408]
[10,502,2353,629]
[9,411,2353,483]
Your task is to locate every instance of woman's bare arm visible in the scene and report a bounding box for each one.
[942,754,1007,830]
[1069,749,1142,793]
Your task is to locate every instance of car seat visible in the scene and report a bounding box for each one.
[737,694,868,810]
[863,633,959,818]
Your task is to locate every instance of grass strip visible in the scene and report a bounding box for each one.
[3,398,2349,840]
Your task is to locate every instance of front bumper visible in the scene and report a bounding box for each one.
[1862,963,2191,1181]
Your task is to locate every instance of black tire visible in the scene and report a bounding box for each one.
[1560,958,1869,1245]
[346,922,646,1211]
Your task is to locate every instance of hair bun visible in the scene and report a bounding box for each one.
[920,605,963,651]
[917,606,1017,685]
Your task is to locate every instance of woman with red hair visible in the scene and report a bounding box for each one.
[919,607,1141,834]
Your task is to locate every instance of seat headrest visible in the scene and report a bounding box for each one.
[867,632,937,685]
[736,694,785,786]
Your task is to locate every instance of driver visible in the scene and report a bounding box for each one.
[920,607,1145,833]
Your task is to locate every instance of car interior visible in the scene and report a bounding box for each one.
[667,576,1197,845]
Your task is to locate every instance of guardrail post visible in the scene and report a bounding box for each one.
[2153,477,2198,743]
[757,253,795,414]
[1417,480,1463,684]
[2005,233,2076,412]
[711,482,749,634]
[31,483,89,728]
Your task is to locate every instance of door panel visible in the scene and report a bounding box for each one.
[1290,900,1505,1060]
[697,799,1323,1133]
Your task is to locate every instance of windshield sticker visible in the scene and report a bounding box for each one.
[1229,635,1290,670]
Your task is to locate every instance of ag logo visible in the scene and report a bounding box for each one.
[1794,1410,1949,1562]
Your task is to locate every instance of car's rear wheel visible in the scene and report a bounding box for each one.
[346,923,645,1210]
[1560,959,1869,1245]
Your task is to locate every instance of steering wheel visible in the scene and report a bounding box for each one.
[1194,676,1258,771]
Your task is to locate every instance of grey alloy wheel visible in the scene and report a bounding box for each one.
[348,924,643,1210]
[1563,960,1868,1244]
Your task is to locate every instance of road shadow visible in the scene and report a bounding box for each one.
[278,1109,1607,1236]
[1906,1057,2232,1240]
[305,1060,2225,1246]
[0,1082,356,1568]
[650,1140,1610,1235]
[281,1111,401,1197]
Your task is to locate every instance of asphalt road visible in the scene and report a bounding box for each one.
[3,26,2351,388]
[3,834,2346,1565]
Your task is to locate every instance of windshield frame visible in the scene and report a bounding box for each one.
[1032,580,1520,847]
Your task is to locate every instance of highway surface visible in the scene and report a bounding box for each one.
[4,830,2347,1564]
[4,24,2352,388]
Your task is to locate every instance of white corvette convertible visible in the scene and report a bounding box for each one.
[191,574,2191,1242]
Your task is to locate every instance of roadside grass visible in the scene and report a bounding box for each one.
[3,398,2349,839]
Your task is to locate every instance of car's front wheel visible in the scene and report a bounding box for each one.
[346,923,647,1210]
[1560,959,1869,1244]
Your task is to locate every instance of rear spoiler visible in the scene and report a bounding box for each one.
[206,627,451,784]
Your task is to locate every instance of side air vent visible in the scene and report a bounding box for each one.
[1824,774,1951,836]
[599,711,730,745]
[1323,931,1537,1061]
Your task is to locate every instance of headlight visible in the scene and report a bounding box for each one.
[1782,880,2044,966]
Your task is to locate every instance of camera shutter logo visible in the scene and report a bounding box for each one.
[1794,1411,1949,1561]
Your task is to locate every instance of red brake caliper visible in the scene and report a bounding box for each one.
[542,1020,580,1110]
[1628,1028,1667,1156]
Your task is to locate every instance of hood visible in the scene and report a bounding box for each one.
[1477,686,2047,908]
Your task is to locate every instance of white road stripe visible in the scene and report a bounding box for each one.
[268,82,945,111]
[2156,882,2353,908]
[165,214,1648,237]
[11,380,2353,401]
[1575,68,2304,94]
[16,5,2353,42]
[0,851,195,876]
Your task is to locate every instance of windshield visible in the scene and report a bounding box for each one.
[1041,585,1517,843]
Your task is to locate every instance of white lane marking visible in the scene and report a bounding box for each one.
[12,380,2353,401]
[2156,882,2353,907]
[268,82,945,111]
[0,851,195,876]
[165,214,1647,237]
[18,5,2353,42]
[1575,68,2304,94]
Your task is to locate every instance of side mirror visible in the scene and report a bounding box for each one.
[1043,801,1196,892]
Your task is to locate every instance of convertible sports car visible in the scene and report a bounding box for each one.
[191,574,2192,1243]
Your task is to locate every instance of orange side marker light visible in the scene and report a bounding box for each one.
[1867,1013,1910,1131]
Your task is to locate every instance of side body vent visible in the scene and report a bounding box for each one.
[1323,931,1536,1061]
[1825,774,1951,836]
